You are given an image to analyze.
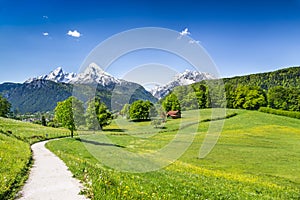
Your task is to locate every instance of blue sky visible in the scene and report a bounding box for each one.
[1,0,300,83]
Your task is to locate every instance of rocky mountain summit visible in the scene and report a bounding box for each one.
[151,70,215,99]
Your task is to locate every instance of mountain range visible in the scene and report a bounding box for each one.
[3,63,215,113]
[25,67,76,83]
[151,70,215,99]
[25,63,121,86]
[0,65,299,114]
[25,65,215,99]
[0,64,158,113]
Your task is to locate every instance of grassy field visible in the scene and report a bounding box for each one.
[0,117,69,199]
[0,131,30,200]
[0,117,70,144]
[46,109,300,199]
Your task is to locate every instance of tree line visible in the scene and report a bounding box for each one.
[54,96,112,137]
[120,100,167,129]
[1,66,299,133]
[160,66,300,112]
[161,82,300,112]
[56,97,167,136]
[223,66,300,90]
[120,100,165,121]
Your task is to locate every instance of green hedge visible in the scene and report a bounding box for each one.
[259,107,300,119]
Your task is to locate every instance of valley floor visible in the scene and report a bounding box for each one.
[46,109,300,199]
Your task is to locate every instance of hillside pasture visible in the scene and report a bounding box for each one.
[47,109,300,199]
[0,117,70,199]
[0,117,69,144]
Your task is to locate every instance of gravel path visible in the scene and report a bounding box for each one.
[18,140,89,200]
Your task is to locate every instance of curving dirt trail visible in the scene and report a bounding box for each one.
[18,140,89,200]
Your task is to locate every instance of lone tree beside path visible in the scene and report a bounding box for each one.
[54,96,84,137]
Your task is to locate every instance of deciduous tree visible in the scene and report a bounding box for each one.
[86,97,112,130]
[54,96,84,137]
[120,103,131,119]
[162,93,181,112]
[233,86,266,110]
[0,96,11,117]
[129,100,152,120]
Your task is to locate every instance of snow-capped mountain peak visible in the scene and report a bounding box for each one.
[24,63,120,86]
[25,67,76,83]
[151,70,215,99]
[25,65,213,100]
[175,69,215,84]
[52,66,63,74]
[69,63,121,86]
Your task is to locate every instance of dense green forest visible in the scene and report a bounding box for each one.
[0,80,73,113]
[223,66,300,89]
[162,66,300,112]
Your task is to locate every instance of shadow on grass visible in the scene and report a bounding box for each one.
[76,138,125,148]
[130,119,151,122]
[154,126,167,129]
[102,128,126,132]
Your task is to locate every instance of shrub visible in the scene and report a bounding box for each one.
[259,107,300,119]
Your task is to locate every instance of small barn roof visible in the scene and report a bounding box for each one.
[167,110,180,115]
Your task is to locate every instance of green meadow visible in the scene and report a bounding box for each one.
[0,117,70,144]
[46,109,300,199]
[0,117,69,199]
[1,109,299,199]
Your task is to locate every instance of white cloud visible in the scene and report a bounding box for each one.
[67,30,81,38]
[189,39,200,44]
[179,28,190,36]
[177,28,200,44]
[178,28,191,39]
[42,32,49,36]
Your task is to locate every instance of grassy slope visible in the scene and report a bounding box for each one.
[186,110,300,184]
[0,132,30,200]
[47,109,300,199]
[0,117,69,144]
[0,117,69,199]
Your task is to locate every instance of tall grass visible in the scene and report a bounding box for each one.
[47,109,300,199]
[47,138,300,199]
[0,130,31,200]
[0,117,70,144]
[0,117,70,199]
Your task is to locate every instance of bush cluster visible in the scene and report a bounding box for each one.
[259,107,300,119]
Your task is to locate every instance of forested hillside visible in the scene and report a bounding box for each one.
[161,66,300,112]
[2,80,72,113]
[0,79,157,114]
[223,66,300,89]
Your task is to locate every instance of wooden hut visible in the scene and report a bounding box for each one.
[166,110,181,119]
